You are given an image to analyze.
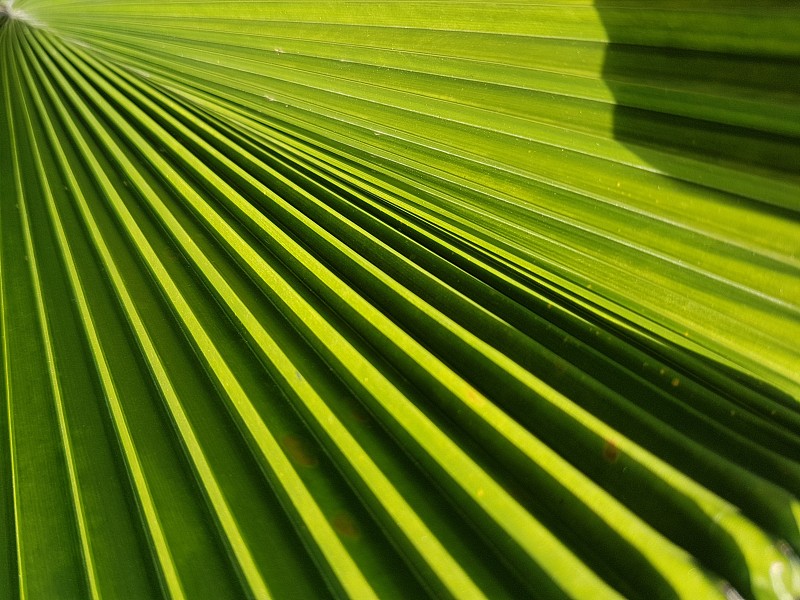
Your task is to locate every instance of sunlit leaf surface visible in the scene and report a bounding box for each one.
[1,1,799,598]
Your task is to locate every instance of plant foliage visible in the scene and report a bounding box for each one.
[1,1,799,598]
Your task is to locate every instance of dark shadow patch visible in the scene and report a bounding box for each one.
[595,3,800,597]
[596,2,800,212]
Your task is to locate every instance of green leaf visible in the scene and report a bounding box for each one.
[1,1,799,598]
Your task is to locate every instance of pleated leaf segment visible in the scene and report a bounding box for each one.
[1,1,799,599]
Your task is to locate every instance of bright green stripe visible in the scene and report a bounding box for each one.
[0,33,25,600]
[37,35,493,600]
[155,72,800,514]
[20,31,188,600]
[29,31,379,600]
[170,84,792,419]
[16,39,271,600]
[39,31,629,599]
[63,32,800,599]
[12,47,101,600]
[57,28,800,224]
[51,30,738,600]
[140,67,799,396]
[38,2,611,40]
[67,20,800,147]
[55,30,800,387]
[98,61,792,452]
[0,43,15,600]
[65,26,800,599]
[3,4,800,599]
[70,32,796,262]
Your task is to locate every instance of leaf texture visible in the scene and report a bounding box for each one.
[1,1,799,599]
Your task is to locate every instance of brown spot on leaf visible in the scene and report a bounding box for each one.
[331,512,360,540]
[603,439,620,463]
[350,407,371,424]
[282,434,319,468]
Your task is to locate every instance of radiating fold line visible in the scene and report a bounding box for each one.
[33,31,626,599]
[26,31,381,600]
[16,46,274,600]
[1,35,27,599]
[77,31,799,271]
[99,33,800,496]
[144,59,799,399]
[12,47,101,600]
[38,26,800,600]
[2,4,800,599]
[64,27,800,212]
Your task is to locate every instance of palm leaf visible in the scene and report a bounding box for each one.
[1,1,799,598]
